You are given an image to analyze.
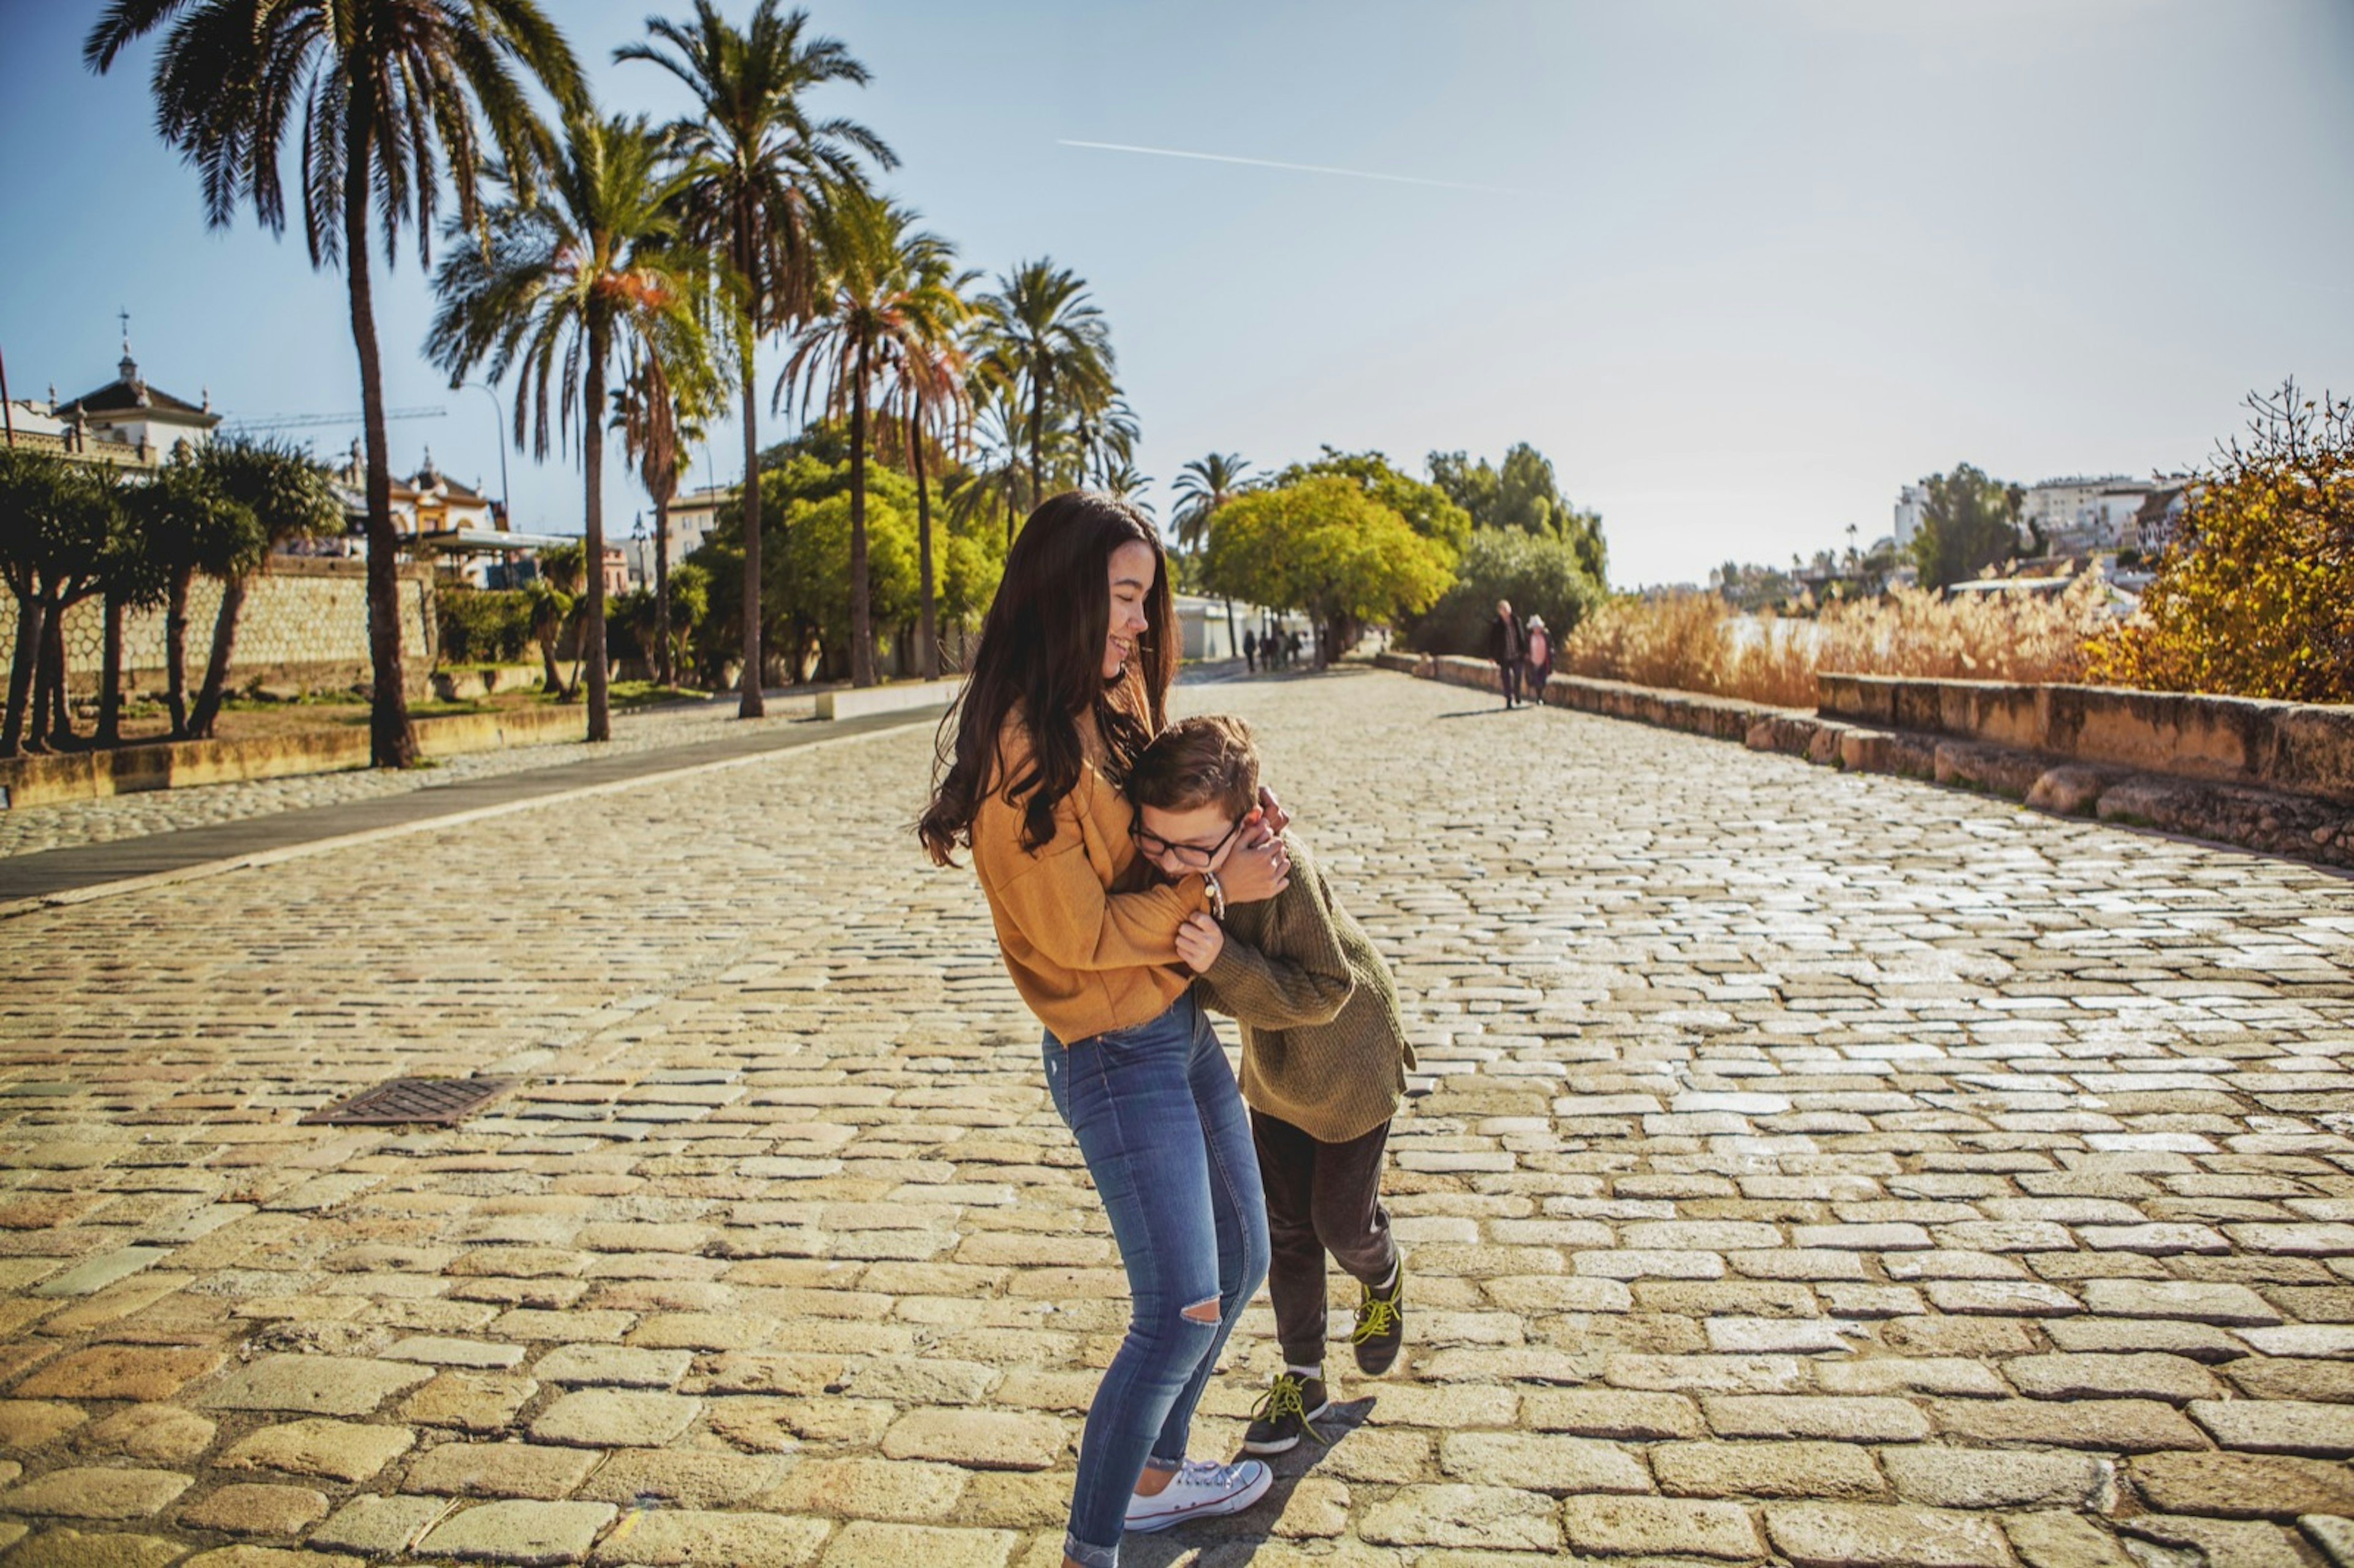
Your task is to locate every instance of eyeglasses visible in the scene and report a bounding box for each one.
[1132,815,1246,869]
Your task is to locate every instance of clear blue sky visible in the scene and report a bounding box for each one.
[5,0,2349,587]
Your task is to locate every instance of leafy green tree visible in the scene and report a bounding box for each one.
[187,438,345,738]
[124,451,262,740]
[530,541,585,695]
[88,0,584,768]
[1430,443,1608,581]
[1202,476,1452,666]
[0,449,128,755]
[1278,447,1472,554]
[622,0,893,717]
[783,191,970,685]
[1408,528,1604,657]
[1910,463,2025,589]
[614,306,723,690]
[973,259,1115,511]
[428,109,711,744]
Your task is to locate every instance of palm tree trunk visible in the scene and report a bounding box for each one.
[345,110,417,769]
[582,318,612,744]
[96,594,124,745]
[164,566,191,739]
[1027,371,1045,514]
[848,338,874,688]
[653,487,673,688]
[2,588,39,756]
[910,401,937,682]
[187,574,249,740]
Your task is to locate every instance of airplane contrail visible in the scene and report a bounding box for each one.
[1057,139,1515,196]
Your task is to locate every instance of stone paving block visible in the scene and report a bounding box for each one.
[2120,1514,2310,1568]
[877,1408,1065,1471]
[1704,1394,1931,1442]
[216,1417,414,1482]
[2189,1398,2354,1456]
[576,1448,794,1509]
[73,1405,216,1464]
[382,1336,526,1370]
[307,1494,454,1556]
[173,1483,327,1537]
[1879,1447,2108,1509]
[2005,1352,2221,1404]
[3,1529,191,1568]
[399,1370,539,1433]
[2303,1515,2354,1568]
[15,1347,223,1403]
[0,1399,91,1446]
[194,1354,430,1416]
[0,1467,192,1519]
[1519,1388,1702,1439]
[2041,1316,2249,1363]
[401,1440,602,1499]
[415,1499,618,1566]
[1357,1484,1561,1550]
[815,1521,1017,1568]
[1436,1431,1651,1494]
[2004,1511,2135,1568]
[2079,1279,2280,1325]
[1932,1398,2205,1452]
[1560,1495,1761,1560]
[532,1344,690,1388]
[766,1458,968,1521]
[592,1509,831,1567]
[529,1389,700,1448]
[2133,1451,2354,1518]
[1766,1501,2017,1567]
[1653,1439,1884,1500]
[2239,1325,2354,1358]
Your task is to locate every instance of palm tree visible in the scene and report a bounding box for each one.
[614,343,718,688]
[882,254,976,684]
[620,0,893,718]
[86,0,583,769]
[783,192,972,685]
[973,259,1115,508]
[426,109,709,743]
[1173,453,1251,651]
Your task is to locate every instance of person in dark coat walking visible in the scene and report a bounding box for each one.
[1243,628,1258,674]
[1485,600,1525,709]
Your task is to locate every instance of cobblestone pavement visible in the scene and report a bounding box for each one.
[0,693,818,860]
[1,666,2352,1568]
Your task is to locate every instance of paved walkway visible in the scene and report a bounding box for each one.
[0,667,2350,1567]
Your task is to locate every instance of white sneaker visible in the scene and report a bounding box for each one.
[1124,1457,1273,1533]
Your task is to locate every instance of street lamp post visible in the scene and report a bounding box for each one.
[465,381,516,588]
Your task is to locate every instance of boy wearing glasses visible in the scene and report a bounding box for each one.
[1125,715,1413,1455]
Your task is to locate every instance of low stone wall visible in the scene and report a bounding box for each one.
[1375,652,2354,870]
[1818,674,2354,805]
[0,704,585,811]
[0,557,439,701]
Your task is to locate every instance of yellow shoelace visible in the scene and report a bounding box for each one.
[1251,1374,1328,1445]
[1352,1287,1402,1343]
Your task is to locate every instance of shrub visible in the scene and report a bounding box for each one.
[437,587,535,666]
[2084,381,2354,702]
[1408,528,1603,657]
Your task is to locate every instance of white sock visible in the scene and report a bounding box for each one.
[1286,1363,1323,1382]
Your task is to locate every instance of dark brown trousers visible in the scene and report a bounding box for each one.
[1250,1108,1398,1369]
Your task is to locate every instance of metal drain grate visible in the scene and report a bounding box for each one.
[302,1076,519,1126]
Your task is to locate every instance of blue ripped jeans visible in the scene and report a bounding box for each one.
[1043,987,1270,1568]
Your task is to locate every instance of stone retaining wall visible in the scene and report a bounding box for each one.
[0,557,438,699]
[1818,674,2354,805]
[1374,651,2354,870]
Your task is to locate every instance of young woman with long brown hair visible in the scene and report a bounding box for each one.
[920,491,1289,1566]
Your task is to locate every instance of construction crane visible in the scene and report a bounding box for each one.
[219,405,446,432]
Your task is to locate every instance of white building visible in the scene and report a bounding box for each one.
[13,347,223,471]
[1892,483,1927,550]
[664,483,732,561]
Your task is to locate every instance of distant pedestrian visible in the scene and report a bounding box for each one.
[1243,628,1258,674]
[1287,629,1305,668]
[1487,599,1525,709]
[1523,614,1552,701]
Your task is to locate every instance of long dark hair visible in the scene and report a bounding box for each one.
[920,490,1176,866]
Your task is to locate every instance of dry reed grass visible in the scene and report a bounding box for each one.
[1560,579,2112,708]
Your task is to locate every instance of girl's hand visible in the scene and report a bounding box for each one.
[1174,912,1225,973]
[1219,831,1290,904]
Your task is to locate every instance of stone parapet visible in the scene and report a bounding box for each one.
[1817,674,2354,805]
[0,703,585,810]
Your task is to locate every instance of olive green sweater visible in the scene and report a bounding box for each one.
[1200,831,1413,1144]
